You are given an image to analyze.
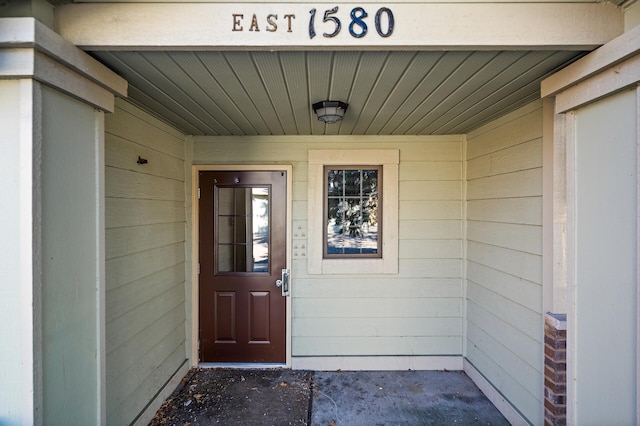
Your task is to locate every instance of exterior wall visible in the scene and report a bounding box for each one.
[192,135,464,361]
[40,85,105,425]
[465,100,544,424]
[542,24,640,424]
[572,88,637,425]
[105,98,188,424]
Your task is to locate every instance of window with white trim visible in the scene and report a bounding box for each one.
[308,150,398,275]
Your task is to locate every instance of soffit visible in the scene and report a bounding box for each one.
[91,49,583,136]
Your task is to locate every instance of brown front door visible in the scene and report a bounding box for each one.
[199,170,287,363]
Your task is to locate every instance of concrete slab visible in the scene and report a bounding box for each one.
[150,368,510,425]
[311,370,510,426]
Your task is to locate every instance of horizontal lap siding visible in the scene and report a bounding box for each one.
[465,101,543,424]
[105,99,187,425]
[193,136,464,357]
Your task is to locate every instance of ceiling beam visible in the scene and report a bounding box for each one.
[55,3,623,51]
[542,24,640,98]
[1,17,127,97]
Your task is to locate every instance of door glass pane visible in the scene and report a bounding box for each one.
[217,186,270,273]
[218,216,234,244]
[218,188,234,215]
[218,245,233,271]
[235,217,247,243]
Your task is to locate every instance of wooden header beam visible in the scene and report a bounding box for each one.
[55,3,623,51]
[0,18,127,98]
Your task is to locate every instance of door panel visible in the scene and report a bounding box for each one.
[214,291,236,343]
[199,170,287,363]
[249,291,270,343]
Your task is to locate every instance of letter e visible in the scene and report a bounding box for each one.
[232,14,244,31]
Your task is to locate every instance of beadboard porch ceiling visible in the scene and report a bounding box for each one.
[91,49,584,136]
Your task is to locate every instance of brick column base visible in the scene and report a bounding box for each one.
[544,313,567,426]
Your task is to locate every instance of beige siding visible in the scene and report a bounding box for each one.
[105,99,187,425]
[572,89,637,425]
[40,85,104,425]
[193,136,464,357]
[465,100,544,424]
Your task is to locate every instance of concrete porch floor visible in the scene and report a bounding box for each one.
[150,368,510,425]
[312,370,509,425]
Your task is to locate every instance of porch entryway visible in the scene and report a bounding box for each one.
[3,4,624,425]
[150,368,508,425]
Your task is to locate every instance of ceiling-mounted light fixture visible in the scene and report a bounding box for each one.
[312,100,349,124]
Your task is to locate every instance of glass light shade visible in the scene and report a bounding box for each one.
[313,100,349,124]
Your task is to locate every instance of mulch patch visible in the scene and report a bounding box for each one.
[149,368,312,426]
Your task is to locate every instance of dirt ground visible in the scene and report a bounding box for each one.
[149,368,312,426]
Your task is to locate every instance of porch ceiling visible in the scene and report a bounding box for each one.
[91,50,584,136]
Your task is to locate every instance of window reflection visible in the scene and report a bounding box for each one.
[325,167,381,257]
[217,187,269,272]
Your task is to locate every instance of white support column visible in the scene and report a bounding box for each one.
[0,18,125,425]
[636,84,640,426]
[542,98,555,313]
[542,29,640,424]
[0,78,40,426]
[96,109,107,425]
[39,83,106,426]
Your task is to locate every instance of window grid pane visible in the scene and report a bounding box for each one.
[325,167,381,258]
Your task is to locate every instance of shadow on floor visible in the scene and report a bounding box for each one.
[149,368,509,425]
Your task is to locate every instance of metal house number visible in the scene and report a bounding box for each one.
[308,6,394,39]
[231,7,394,38]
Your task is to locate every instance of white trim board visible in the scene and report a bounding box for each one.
[292,356,463,371]
[541,25,640,113]
[0,18,127,97]
[554,54,640,113]
[56,3,622,50]
[542,24,640,98]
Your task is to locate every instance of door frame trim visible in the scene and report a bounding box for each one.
[191,165,293,368]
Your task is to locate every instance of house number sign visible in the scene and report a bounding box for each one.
[309,7,394,38]
[232,6,395,39]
